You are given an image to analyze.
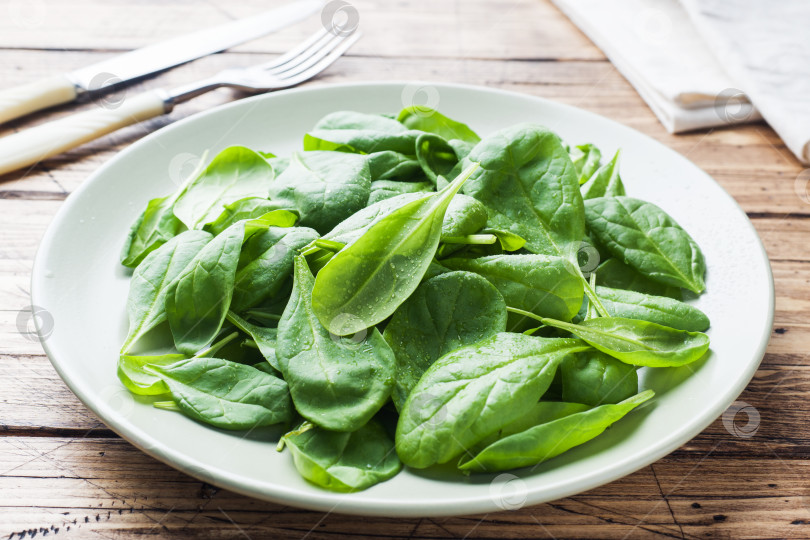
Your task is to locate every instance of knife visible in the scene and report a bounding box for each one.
[0,0,323,125]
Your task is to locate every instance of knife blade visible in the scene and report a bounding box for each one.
[0,0,322,125]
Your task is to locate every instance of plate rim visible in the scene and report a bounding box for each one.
[31,80,775,517]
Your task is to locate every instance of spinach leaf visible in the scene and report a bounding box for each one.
[231,226,320,311]
[482,228,526,251]
[283,420,401,492]
[117,353,185,395]
[277,256,395,431]
[368,179,433,205]
[581,150,625,199]
[440,194,488,238]
[441,254,584,322]
[204,200,296,236]
[304,111,420,155]
[396,333,589,468]
[397,107,481,144]
[226,311,280,370]
[383,271,507,410]
[469,401,591,451]
[461,124,585,260]
[595,258,682,299]
[121,230,212,354]
[561,349,638,406]
[173,146,274,230]
[312,163,478,336]
[367,151,423,181]
[166,221,245,355]
[267,151,371,233]
[596,285,710,331]
[415,133,460,184]
[569,143,602,185]
[120,194,187,268]
[458,390,653,472]
[585,196,706,293]
[322,192,427,245]
[539,316,710,367]
[147,357,291,430]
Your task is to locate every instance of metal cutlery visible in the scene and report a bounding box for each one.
[0,28,360,176]
[0,0,323,125]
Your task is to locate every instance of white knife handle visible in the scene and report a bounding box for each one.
[0,75,79,124]
[0,90,169,176]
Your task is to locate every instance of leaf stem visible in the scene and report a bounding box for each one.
[194,331,239,359]
[440,234,497,245]
[313,239,346,252]
[581,275,610,318]
[153,400,181,412]
[506,306,546,324]
[244,310,282,323]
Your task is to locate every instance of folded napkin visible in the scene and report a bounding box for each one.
[552,0,810,164]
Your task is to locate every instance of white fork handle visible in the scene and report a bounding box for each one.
[0,90,168,176]
[0,75,79,124]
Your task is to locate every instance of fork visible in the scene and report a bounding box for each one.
[0,28,360,176]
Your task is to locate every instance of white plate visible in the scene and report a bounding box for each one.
[32,82,773,517]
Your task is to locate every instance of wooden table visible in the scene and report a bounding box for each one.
[1,0,807,537]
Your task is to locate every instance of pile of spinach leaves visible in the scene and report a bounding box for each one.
[118,107,710,492]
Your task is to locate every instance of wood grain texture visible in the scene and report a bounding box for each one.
[1,0,808,538]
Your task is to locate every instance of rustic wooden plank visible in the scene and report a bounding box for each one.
[0,0,602,60]
[3,436,809,538]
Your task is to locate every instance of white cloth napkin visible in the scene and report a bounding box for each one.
[551,0,810,164]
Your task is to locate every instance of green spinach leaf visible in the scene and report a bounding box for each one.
[173,146,275,230]
[396,333,588,468]
[441,254,584,322]
[595,258,682,299]
[231,226,320,311]
[585,196,706,293]
[120,195,187,268]
[267,151,371,233]
[204,201,296,236]
[458,390,653,472]
[117,353,185,395]
[147,357,291,430]
[561,349,638,406]
[312,163,478,336]
[383,271,507,410]
[368,179,434,205]
[596,285,709,331]
[166,222,245,355]
[461,124,585,260]
[539,316,710,367]
[283,420,401,492]
[226,311,280,370]
[277,256,396,431]
[397,107,481,144]
[570,143,602,185]
[122,230,212,354]
[581,150,625,199]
